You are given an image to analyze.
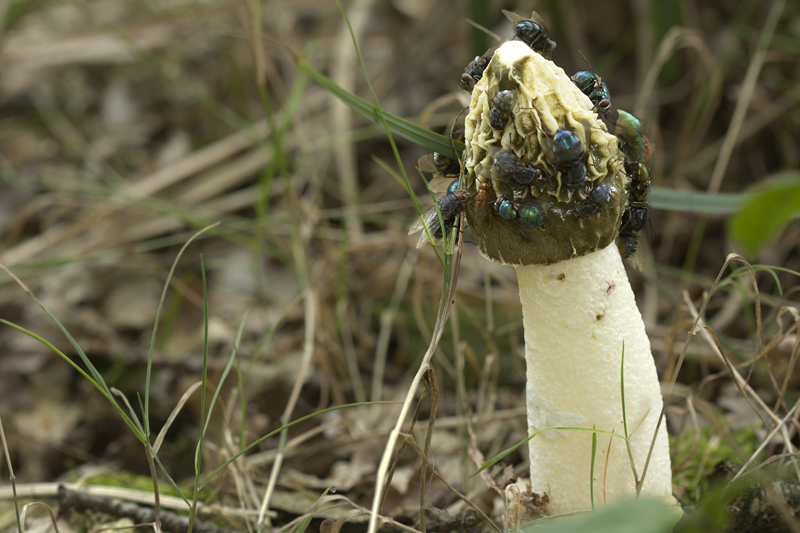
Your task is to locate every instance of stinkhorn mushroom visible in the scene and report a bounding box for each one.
[461,39,679,515]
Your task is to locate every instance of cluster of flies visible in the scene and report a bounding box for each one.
[613,110,653,268]
[409,10,652,268]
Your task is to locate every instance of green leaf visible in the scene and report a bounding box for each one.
[297,58,463,159]
[728,172,800,256]
[469,0,491,57]
[649,187,746,214]
[294,486,334,533]
[523,498,678,533]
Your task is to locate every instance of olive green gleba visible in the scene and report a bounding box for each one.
[463,40,626,266]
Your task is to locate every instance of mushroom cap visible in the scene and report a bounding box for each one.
[463,41,626,266]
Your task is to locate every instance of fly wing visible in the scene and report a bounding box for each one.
[428,177,456,193]
[416,227,441,249]
[418,154,440,174]
[481,41,505,60]
[643,137,655,163]
[476,146,516,188]
[608,186,629,209]
[513,224,545,244]
[527,11,549,32]
[539,133,558,163]
[419,153,461,177]
[627,237,645,271]
[409,205,443,248]
[596,179,628,211]
[501,9,525,24]
[408,205,436,235]
[620,232,645,271]
[501,9,550,35]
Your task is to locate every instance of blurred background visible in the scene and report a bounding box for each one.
[0,0,799,530]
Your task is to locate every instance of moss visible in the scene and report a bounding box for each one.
[671,425,762,505]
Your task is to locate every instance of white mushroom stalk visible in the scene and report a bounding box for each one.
[462,41,679,515]
[517,244,673,513]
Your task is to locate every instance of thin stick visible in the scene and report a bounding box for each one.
[465,19,502,42]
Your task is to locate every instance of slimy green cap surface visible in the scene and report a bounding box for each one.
[464,41,625,266]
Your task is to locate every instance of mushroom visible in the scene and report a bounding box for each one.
[463,41,679,515]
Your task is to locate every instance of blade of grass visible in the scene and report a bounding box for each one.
[469,0,490,57]
[621,342,629,441]
[650,187,749,214]
[0,265,112,401]
[331,0,427,250]
[110,388,145,438]
[0,319,144,441]
[371,156,445,267]
[294,486,335,533]
[590,425,597,512]
[152,453,190,506]
[297,59,463,159]
[235,351,247,468]
[199,314,247,455]
[470,427,620,478]
[144,222,220,437]
[188,256,211,533]
[170,312,250,527]
[143,444,163,532]
[620,342,642,493]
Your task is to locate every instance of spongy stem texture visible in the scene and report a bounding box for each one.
[515,243,675,514]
